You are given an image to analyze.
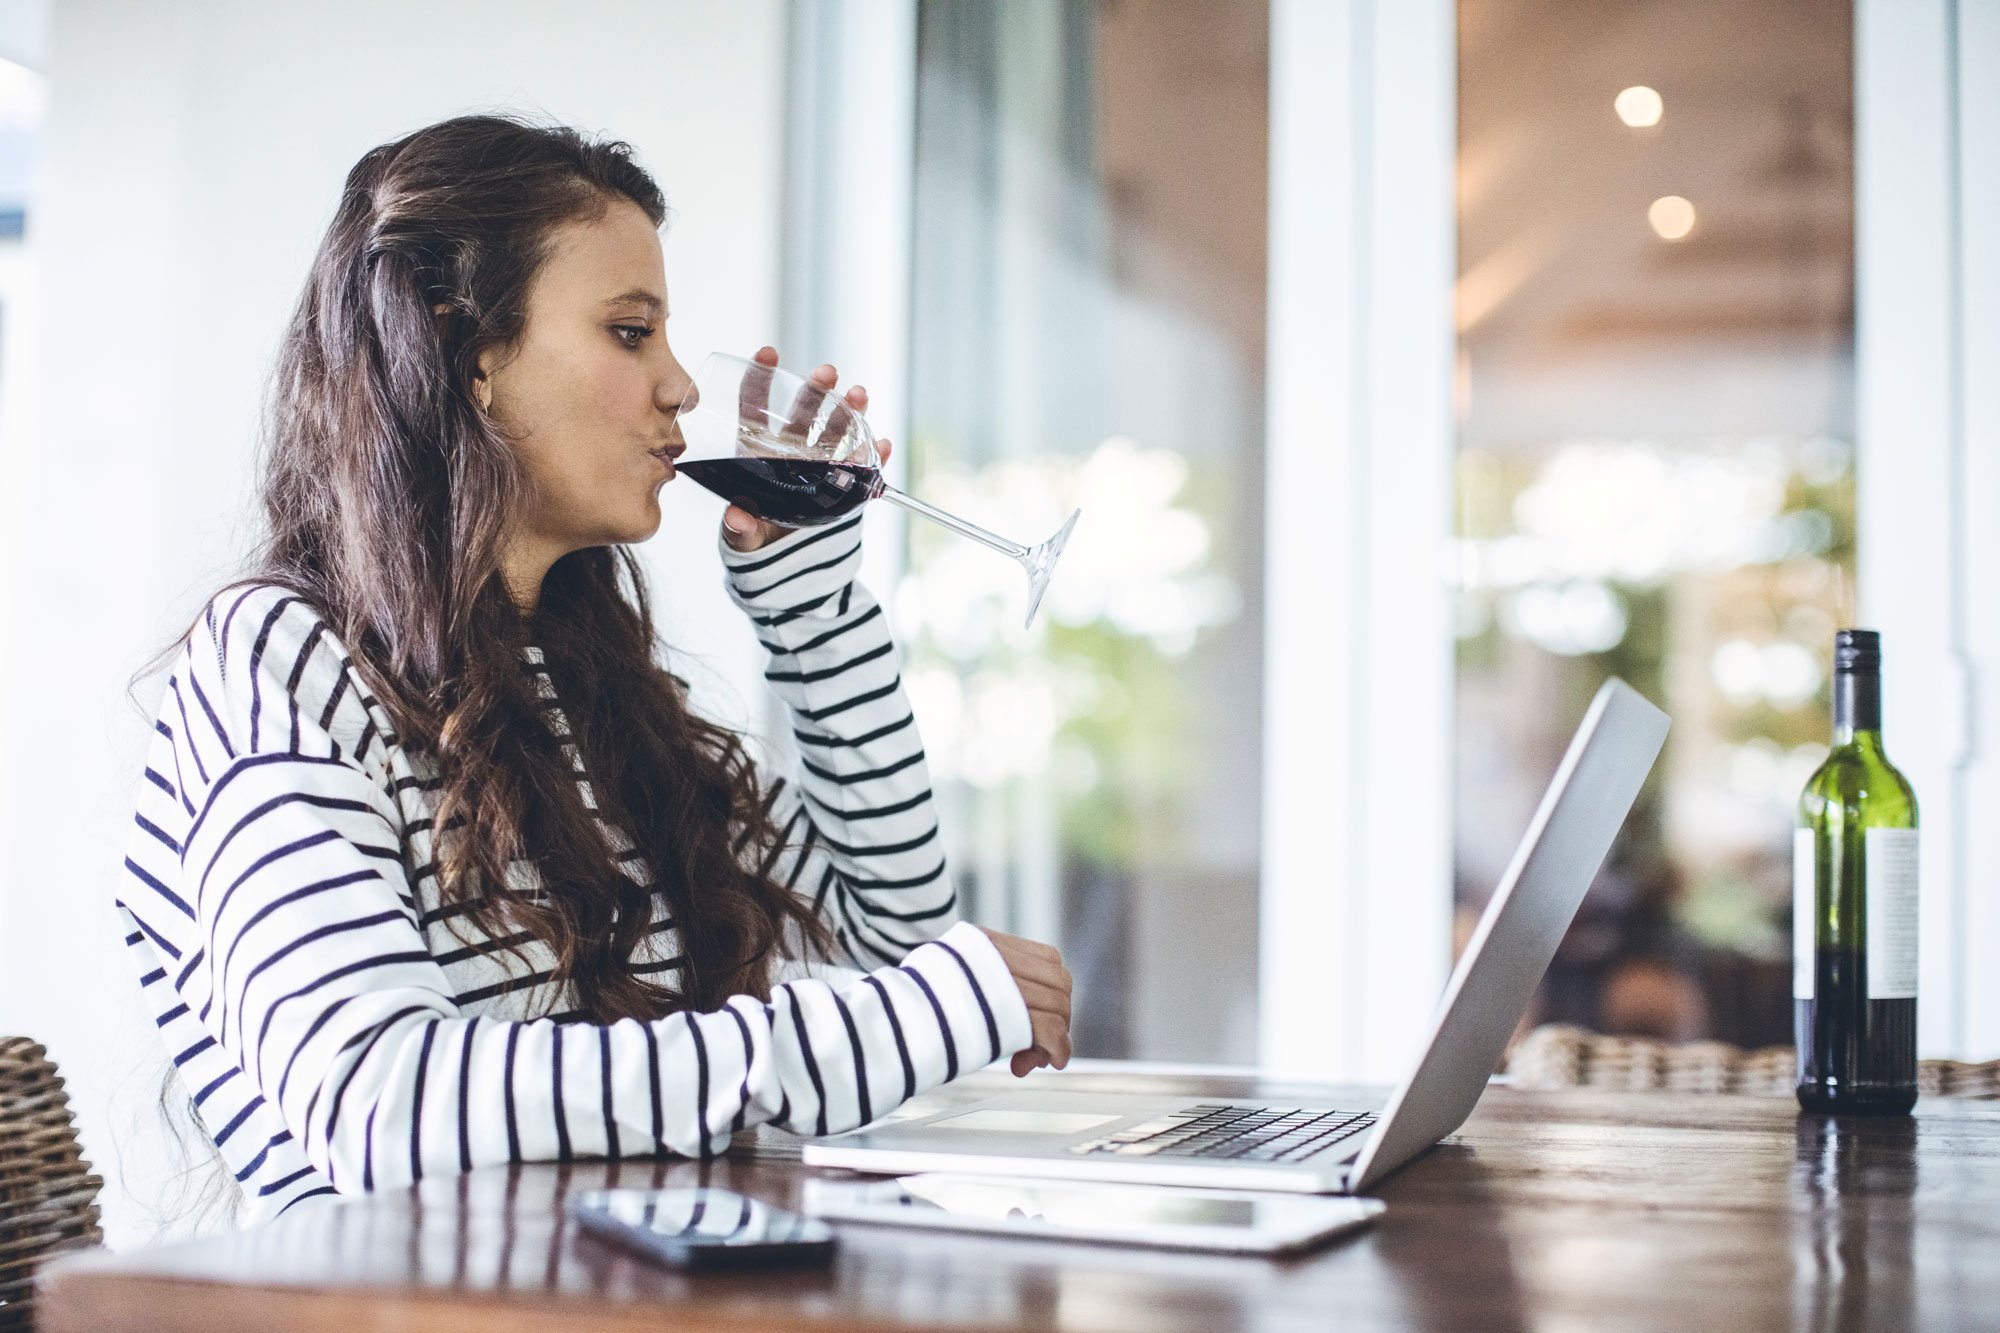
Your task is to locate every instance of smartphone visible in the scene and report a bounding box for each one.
[568,1187,837,1271]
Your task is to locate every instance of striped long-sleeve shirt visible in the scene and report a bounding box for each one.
[116,514,1030,1223]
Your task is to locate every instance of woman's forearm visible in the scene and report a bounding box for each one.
[721,515,959,967]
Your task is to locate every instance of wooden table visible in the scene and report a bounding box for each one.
[38,1068,2000,1331]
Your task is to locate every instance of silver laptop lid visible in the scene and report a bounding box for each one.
[1347,677,1669,1191]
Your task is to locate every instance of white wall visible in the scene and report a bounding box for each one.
[0,0,788,1246]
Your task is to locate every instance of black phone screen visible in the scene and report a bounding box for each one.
[569,1188,836,1270]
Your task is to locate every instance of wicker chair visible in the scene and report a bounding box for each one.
[0,1039,104,1330]
[1508,1023,2000,1098]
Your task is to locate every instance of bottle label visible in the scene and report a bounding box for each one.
[1865,827,1919,999]
[1793,828,1815,999]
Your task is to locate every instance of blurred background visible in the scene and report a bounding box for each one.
[0,0,1993,1245]
[1453,1,1859,1050]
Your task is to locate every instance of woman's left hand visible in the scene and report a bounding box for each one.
[721,345,892,553]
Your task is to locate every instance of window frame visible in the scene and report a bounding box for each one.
[1854,0,1998,1060]
[1260,0,1456,1082]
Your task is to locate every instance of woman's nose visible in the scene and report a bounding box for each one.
[666,376,697,415]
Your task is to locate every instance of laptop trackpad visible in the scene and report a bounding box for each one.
[928,1110,1123,1135]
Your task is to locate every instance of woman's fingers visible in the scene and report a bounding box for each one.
[1025,1010,1070,1070]
[982,925,1062,966]
[748,345,836,439]
[740,353,777,431]
[978,926,1074,1075]
[1031,1009,1072,1067]
[1013,973,1072,1021]
[749,347,881,459]
[781,362,838,439]
[993,934,1072,994]
[721,505,782,551]
[987,932,1073,997]
[824,382,865,446]
[1009,1009,1069,1078]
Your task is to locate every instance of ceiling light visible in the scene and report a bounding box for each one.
[1615,86,1663,129]
[1648,195,1696,240]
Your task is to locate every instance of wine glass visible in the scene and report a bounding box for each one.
[674,352,1080,629]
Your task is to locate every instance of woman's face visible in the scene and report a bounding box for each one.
[479,197,692,574]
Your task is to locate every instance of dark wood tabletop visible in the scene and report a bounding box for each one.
[37,1067,2000,1332]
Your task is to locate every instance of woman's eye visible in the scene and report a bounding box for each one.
[612,324,655,349]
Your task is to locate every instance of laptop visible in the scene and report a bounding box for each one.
[803,678,1670,1195]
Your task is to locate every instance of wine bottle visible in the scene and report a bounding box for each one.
[1795,629,1919,1115]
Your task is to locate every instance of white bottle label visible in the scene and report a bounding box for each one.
[1793,828,1816,999]
[1864,827,1919,999]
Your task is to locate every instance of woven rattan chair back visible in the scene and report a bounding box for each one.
[1508,1023,2000,1098]
[0,1039,104,1330]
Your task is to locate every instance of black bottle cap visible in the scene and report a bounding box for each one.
[1834,628,1881,674]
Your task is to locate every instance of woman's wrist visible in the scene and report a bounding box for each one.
[907,921,1036,1063]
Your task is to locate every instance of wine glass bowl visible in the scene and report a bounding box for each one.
[676,353,1080,628]
[673,354,884,527]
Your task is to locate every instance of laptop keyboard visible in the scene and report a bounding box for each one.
[1068,1105,1378,1164]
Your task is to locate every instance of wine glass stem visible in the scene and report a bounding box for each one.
[875,483,1030,561]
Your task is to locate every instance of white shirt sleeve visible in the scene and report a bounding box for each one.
[119,585,1030,1200]
[720,514,963,969]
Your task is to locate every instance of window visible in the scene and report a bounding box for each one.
[1454,0,1856,1046]
[796,0,1981,1076]
[903,0,1269,1062]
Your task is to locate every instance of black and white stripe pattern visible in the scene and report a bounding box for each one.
[116,515,1028,1223]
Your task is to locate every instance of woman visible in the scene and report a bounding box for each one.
[118,114,1072,1223]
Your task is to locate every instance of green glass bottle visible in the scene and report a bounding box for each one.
[1794,629,1919,1115]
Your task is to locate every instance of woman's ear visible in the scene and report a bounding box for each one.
[433,302,496,413]
[470,337,497,414]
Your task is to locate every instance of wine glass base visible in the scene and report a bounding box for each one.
[1020,508,1081,629]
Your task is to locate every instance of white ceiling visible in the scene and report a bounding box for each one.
[1458,0,1855,448]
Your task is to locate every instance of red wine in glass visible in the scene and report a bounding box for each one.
[677,458,882,527]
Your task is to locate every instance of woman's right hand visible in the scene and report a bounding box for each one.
[722,346,888,553]
[978,927,1074,1076]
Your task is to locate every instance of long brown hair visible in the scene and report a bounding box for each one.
[250,113,829,1021]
